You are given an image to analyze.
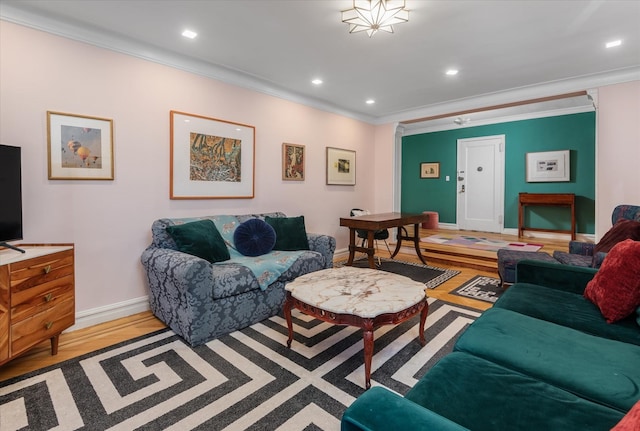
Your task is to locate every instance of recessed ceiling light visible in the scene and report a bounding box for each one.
[182,29,198,39]
[366,99,375,105]
[311,78,323,85]
[606,39,622,48]
[445,69,459,76]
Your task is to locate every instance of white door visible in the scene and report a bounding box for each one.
[456,135,505,232]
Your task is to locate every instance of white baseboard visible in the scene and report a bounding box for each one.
[436,223,458,230]
[69,296,150,332]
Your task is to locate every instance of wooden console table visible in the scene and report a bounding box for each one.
[518,193,576,239]
[340,212,430,269]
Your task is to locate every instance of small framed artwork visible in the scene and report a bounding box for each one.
[282,143,305,181]
[170,110,255,199]
[47,111,114,180]
[326,147,356,185]
[420,162,440,179]
[526,150,570,182]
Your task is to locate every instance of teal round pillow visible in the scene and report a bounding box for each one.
[233,218,277,257]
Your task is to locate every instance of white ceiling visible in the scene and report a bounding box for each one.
[2,0,639,125]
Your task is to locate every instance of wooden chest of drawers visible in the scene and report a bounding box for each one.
[0,245,75,365]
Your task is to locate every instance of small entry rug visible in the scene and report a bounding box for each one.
[339,257,460,289]
[450,275,504,303]
[0,300,480,431]
[422,234,543,252]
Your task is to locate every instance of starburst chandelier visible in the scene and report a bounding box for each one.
[342,0,409,38]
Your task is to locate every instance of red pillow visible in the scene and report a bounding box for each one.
[611,399,640,431]
[584,239,640,323]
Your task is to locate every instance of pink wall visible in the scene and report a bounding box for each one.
[596,81,640,239]
[0,21,383,323]
[2,19,638,325]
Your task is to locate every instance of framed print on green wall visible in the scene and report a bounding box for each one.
[420,162,440,179]
[526,150,570,182]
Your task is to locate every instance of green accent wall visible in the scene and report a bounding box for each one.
[401,112,596,234]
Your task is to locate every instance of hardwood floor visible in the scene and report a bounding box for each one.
[0,228,571,382]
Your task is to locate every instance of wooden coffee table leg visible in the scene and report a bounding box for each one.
[418,300,429,346]
[362,319,374,389]
[284,293,294,348]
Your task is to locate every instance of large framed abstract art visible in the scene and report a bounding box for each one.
[170,111,255,199]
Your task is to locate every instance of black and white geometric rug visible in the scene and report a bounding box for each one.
[0,299,480,431]
[339,257,460,289]
[450,275,504,303]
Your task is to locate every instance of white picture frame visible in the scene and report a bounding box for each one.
[326,147,356,185]
[170,110,255,199]
[526,150,570,182]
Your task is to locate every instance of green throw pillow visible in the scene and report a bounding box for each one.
[265,215,310,251]
[166,219,230,263]
[636,306,640,327]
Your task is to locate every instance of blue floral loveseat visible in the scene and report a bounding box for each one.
[141,212,336,346]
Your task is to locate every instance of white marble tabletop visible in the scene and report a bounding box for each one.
[285,266,427,318]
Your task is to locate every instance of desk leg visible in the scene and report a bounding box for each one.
[518,202,524,238]
[346,228,356,265]
[411,223,429,266]
[390,226,405,258]
[366,230,376,269]
[391,224,428,266]
[571,202,576,240]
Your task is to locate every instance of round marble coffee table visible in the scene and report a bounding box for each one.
[283,266,429,389]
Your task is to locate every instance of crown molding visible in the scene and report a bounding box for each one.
[402,104,595,136]
[378,67,640,126]
[2,4,638,127]
[0,5,376,124]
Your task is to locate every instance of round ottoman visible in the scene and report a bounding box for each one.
[421,211,439,229]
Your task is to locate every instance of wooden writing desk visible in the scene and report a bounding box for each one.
[518,193,576,239]
[340,212,430,269]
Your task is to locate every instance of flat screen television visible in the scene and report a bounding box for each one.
[0,144,25,253]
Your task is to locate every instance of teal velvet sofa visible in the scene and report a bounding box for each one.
[342,260,640,431]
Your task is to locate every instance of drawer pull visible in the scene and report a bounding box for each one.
[45,321,53,330]
[44,293,53,302]
[43,265,52,274]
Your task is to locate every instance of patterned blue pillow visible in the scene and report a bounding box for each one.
[233,218,276,257]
